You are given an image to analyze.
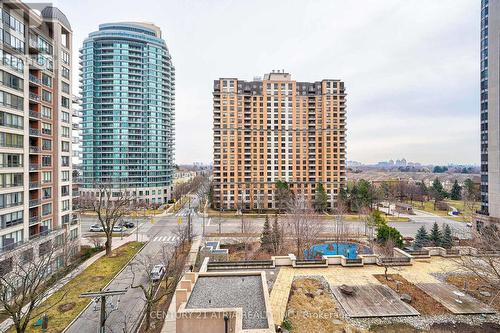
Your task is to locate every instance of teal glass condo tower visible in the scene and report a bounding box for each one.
[80,23,175,204]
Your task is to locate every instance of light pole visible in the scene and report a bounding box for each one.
[80,289,127,333]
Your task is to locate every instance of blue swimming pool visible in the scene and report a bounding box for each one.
[304,242,372,259]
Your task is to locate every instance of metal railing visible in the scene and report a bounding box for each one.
[29,92,41,101]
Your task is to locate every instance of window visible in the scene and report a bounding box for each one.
[61,81,70,94]
[61,67,70,79]
[61,170,69,181]
[0,133,23,148]
[41,90,52,103]
[42,187,51,199]
[0,210,23,229]
[0,91,23,110]
[62,50,70,65]
[0,173,22,188]
[0,191,23,208]
[0,111,23,129]
[41,74,52,88]
[61,156,69,166]
[62,199,70,211]
[42,155,51,167]
[0,49,23,73]
[0,70,23,91]
[42,171,52,183]
[61,111,69,123]
[62,141,70,152]
[61,96,70,108]
[41,106,52,119]
[0,153,22,167]
[61,126,69,138]
[41,123,52,135]
[41,203,52,216]
[42,139,51,150]
[61,214,69,225]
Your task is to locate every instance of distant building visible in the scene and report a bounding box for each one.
[212,71,347,210]
[80,22,175,205]
[477,0,500,227]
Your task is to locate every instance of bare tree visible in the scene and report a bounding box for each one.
[333,198,349,244]
[455,226,500,292]
[0,242,66,333]
[378,238,396,280]
[78,184,136,256]
[130,243,186,331]
[287,195,324,259]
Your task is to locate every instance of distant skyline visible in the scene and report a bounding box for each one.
[33,0,480,165]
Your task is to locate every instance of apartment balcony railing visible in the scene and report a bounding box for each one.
[29,215,40,225]
[29,181,40,189]
[29,92,41,102]
[29,110,41,119]
[29,74,41,85]
[29,199,41,208]
[29,128,41,136]
[29,163,40,171]
[29,146,41,154]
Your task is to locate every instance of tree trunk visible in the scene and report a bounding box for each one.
[105,235,112,256]
[145,302,152,330]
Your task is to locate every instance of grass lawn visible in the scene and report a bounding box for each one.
[16,242,144,333]
[411,200,479,222]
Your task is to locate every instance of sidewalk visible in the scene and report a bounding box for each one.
[0,233,142,332]
[161,236,202,333]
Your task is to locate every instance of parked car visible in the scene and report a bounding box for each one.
[122,221,135,228]
[112,225,124,232]
[89,224,103,232]
[150,264,165,282]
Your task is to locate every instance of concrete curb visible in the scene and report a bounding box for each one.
[62,241,148,333]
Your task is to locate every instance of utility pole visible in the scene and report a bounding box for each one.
[80,289,127,333]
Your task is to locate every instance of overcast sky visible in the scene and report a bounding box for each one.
[35,0,480,165]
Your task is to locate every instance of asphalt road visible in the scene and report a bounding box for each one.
[67,197,204,333]
[203,210,471,239]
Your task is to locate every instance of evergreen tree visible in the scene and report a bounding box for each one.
[271,214,281,254]
[261,215,272,251]
[414,226,429,249]
[450,180,462,200]
[431,178,447,209]
[440,224,453,249]
[314,182,329,212]
[429,222,442,246]
[376,224,403,248]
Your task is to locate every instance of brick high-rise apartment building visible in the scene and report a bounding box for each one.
[0,2,79,265]
[212,71,346,210]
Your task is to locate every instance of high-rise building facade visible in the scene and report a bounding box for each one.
[80,23,175,205]
[478,0,500,227]
[0,2,78,258]
[212,71,346,210]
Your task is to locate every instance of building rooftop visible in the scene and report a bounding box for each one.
[185,275,268,329]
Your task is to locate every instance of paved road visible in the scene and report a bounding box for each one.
[204,210,471,239]
[68,197,204,333]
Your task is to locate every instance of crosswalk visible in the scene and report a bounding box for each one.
[151,235,179,243]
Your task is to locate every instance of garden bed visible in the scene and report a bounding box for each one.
[285,278,345,333]
[16,242,144,333]
[373,274,450,315]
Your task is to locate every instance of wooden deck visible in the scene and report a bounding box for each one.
[332,284,420,318]
[417,283,496,314]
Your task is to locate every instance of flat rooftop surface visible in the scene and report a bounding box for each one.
[186,275,268,329]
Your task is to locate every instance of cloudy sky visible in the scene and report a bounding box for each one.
[35,0,480,165]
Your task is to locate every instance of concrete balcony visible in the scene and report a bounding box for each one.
[29,182,40,189]
[29,163,40,171]
[29,128,41,136]
[29,110,41,119]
